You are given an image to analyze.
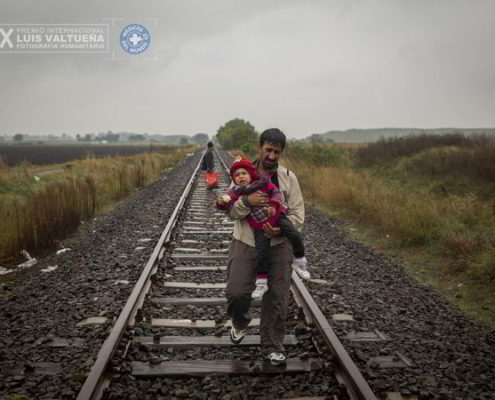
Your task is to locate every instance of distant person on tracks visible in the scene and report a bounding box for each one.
[216,157,309,298]
[201,141,215,173]
[222,128,308,366]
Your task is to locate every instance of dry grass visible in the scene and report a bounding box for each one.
[0,148,193,264]
[285,159,495,283]
[398,145,495,183]
[354,132,493,167]
[281,138,495,326]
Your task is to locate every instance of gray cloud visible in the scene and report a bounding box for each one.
[1,0,494,138]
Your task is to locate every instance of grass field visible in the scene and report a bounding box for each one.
[280,135,495,327]
[0,143,178,167]
[0,146,194,266]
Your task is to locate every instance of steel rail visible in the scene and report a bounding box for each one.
[215,147,231,175]
[77,147,378,399]
[76,150,205,400]
[291,273,378,400]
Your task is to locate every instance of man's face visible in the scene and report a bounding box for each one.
[258,142,283,171]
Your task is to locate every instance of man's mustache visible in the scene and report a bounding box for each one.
[263,159,278,169]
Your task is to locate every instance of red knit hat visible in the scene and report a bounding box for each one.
[230,157,257,182]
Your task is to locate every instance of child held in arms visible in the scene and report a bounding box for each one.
[216,157,310,299]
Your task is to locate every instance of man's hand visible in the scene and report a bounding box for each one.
[246,191,269,207]
[262,222,281,238]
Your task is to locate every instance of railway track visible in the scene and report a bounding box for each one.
[74,148,406,400]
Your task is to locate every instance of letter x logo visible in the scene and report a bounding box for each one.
[0,28,14,48]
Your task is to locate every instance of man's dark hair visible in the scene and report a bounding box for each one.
[259,128,286,150]
[207,141,214,148]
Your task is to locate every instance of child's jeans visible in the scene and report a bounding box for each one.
[254,215,305,276]
[278,215,305,258]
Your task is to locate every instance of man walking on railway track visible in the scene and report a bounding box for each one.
[202,141,215,173]
[225,128,305,366]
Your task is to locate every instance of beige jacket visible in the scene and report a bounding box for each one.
[227,163,305,247]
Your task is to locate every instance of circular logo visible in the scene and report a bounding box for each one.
[120,24,151,54]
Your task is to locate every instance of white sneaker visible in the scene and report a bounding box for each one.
[292,257,310,280]
[230,325,246,344]
[252,283,269,299]
[267,352,286,366]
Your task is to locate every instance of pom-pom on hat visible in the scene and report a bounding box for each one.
[230,157,257,182]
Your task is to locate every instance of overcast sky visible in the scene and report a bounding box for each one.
[1,0,494,139]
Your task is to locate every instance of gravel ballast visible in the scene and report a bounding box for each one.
[303,209,495,399]
[0,152,201,399]
[0,150,494,400]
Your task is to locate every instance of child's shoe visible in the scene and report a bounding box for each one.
[266,352,287,366]
[252,277,268,299]
[292,256,310,280]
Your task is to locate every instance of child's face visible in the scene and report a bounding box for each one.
[233,168,251,187]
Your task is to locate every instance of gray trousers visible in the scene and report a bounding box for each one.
[226,239,293,354]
